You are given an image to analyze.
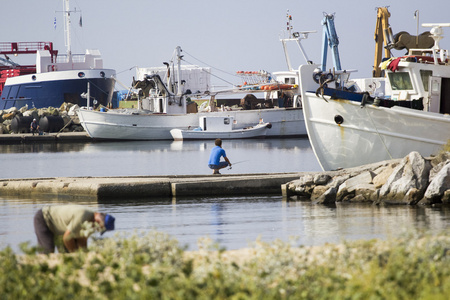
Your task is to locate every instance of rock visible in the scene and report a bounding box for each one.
[337,171,375,201]
[59,102,74,112]
[429,159,449,182]
[313,174,331,185]
[71,116,81,125]
[6,107,18,114]
[443,190,450,204]
[294,184,314,197]
[372,165,395,188]
[403,188,423,205]
[69,105,80,116]
[339,183,377,202]
[326,174,350,190]
[298,174,314,186]
[314,187,337,204]
[379,152,431,204]
[311,185,329,201]
[349,194,367,202]
[19,105,28,113]
[423,162,450,204]
[2,112,15,120]
[284,151,450,206]
[430,151,450,168]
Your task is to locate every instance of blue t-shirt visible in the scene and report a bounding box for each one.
[208,146,226,165]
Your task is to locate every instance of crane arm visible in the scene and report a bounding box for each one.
[321,13,342,72]
[373,7,393,77]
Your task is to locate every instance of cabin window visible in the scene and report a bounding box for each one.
[388,72,413,90]
[420,70,433,91]
[284,77,296,84]
[224,118,230,125]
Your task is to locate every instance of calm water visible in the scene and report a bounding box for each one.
[0,138,319,178]
[0,138,449,252]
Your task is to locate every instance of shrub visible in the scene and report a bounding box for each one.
[0,230,449,299]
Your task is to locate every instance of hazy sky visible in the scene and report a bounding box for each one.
[2,0,450,90]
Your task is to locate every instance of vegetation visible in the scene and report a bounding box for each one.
[1,230,449,299]
[444,140,450,153]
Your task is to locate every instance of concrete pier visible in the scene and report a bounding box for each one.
[0,173,302,200]
[0,132,92,144]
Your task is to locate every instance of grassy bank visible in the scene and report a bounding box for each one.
[1,231,449,299]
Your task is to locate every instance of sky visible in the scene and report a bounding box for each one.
[2,0,450,91]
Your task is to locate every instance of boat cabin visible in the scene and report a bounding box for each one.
[385,55,450,114]
[199,116,235,132]
[384,24,450,114]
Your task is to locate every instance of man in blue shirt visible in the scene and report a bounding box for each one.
[208,138,232,174]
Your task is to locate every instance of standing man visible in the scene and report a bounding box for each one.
[30,118,39,135]
[34,204,115,253]
[208,138,232,175]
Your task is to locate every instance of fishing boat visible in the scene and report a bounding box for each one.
[0,0,115,109]
[77,13,314,141]
[299,22,450,171]
[170,116,271,140]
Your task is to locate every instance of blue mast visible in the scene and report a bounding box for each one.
[321,13,342,72]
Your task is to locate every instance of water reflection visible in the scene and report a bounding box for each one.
[2,195,448,252]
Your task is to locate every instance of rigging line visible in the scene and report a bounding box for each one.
[182,50,240,78]
[85,78,112,95]
[116,66,138,75]
[182,57,236,86]
[364,106,393,160]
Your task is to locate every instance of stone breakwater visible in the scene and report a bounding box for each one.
[284,151,450,205]
[0,103,83,134]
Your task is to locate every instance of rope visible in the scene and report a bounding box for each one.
[55,119,73,137]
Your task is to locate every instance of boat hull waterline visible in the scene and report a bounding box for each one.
[78,108,306,140]
[170,123,271,140]
[1,69,116,109]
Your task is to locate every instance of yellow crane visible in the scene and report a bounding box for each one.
[373,7,393,77]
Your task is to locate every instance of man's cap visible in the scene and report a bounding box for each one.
[101,214,115,235]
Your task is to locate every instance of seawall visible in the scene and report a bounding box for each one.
[0,173,302,200]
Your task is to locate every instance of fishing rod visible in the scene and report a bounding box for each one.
[228,160,248,170]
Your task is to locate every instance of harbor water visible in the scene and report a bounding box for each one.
[1,138,449,252]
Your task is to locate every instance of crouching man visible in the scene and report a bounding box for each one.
[34,204,115,253]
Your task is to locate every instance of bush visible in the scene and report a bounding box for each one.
[0,230,449,299]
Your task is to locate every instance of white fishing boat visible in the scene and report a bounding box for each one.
[299,22,450,171]
[77,13,315,141]
[170,116,271,140]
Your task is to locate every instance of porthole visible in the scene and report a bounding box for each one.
[78,72,85,78]
[334,115,344,125]
[32,75,37,81]
[100,71,105,78]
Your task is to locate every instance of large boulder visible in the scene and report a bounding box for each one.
[422,162,450,204]
[379,152,431,204]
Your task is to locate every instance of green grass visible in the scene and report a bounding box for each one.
[1,230,449,299]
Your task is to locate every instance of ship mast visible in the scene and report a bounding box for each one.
[63,0,72,62]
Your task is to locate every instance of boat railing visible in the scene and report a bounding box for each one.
[55,54,86,64]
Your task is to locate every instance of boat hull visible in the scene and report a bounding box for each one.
[78,108,306,140]
[170,123,270,140]
[1,69,116,109]
[299,64,450,171]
